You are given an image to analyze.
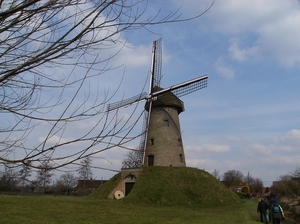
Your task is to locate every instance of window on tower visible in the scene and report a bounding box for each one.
[150,138,154,145]
[163,119,169,126]
[179,154,183,163]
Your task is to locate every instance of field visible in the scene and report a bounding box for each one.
[0,195,293,224]
[0,195,264,223]
[0,167,294,223]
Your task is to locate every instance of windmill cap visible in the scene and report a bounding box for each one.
[146,86,185,113]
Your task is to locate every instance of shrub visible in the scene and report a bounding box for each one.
[271,180,300,198]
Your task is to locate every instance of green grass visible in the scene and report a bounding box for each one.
[0,196,294,224]
[0,167,294,223]
[91,166,241,206]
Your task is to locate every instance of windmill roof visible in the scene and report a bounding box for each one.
[145,86,184,113]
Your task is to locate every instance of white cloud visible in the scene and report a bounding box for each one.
[243,143,272,157]
[202,0,298,34]
[228,39,259,62]
[256,11,300,67]
[282,129,300,146]
[38,135,74,145]
[184,127,300,184]
[186,144,230,154]
[189,0,300,67]
[115,44,151,68]
[214,57,235,79]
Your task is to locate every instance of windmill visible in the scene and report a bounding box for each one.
[107,38,208,167]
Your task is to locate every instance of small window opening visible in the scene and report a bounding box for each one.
[163,119,169,126]
[178,137,181,146]
[179,154,183,162]
[150,138,154,145]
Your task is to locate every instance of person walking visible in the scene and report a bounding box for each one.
[265,197,270,223]
[270,199,284,224]
[257,198,269,223]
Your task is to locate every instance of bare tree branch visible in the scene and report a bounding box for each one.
[0,0,213,171]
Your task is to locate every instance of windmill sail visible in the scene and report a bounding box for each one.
[171,75,208,97]
[151,75,208,99]
[152,38,163,88]
[138,110,149,151]
[106,39,163,112]
[140,39,160,159]
[106,92,147,112]
[106,38,208,167]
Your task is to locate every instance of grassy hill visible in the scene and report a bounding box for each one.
[91,166,241,206]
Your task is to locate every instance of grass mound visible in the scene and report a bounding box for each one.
[89,172,121,199]
[123,166,241,206]
[92,166,241,206]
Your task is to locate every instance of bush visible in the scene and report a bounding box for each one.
[235,192,244,199]
[271,180,300,198]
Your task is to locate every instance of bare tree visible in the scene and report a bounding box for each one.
[0,165,19,192]
[122,148,143,168]
[60,173,78,188]
[222,169,244,188]
[243,171,255,186]
[250,178,264,195]
[19,162,32,194]
[271,174,300,198]
[59,172,77,194]
[36,161,53,194]
[279,174,292,181]
[211,169,221,180]
[290,166,300,178]
[0,1,213,172]
[78,156,93,180]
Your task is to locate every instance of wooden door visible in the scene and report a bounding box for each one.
[148,155,154,166]
[125,182,135,196]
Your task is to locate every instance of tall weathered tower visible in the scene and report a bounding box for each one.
[143,87,186,167]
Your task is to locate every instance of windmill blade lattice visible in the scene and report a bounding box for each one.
[150,75,208,99]
[138,110,149,151]
[171,75,208,98]
[152,38,163,89]
[106,92,147,112]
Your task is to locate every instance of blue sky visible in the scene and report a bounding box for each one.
[2,0,300,187]
[94,0,300,186]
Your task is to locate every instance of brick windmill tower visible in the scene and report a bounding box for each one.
[107,39,208,168]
